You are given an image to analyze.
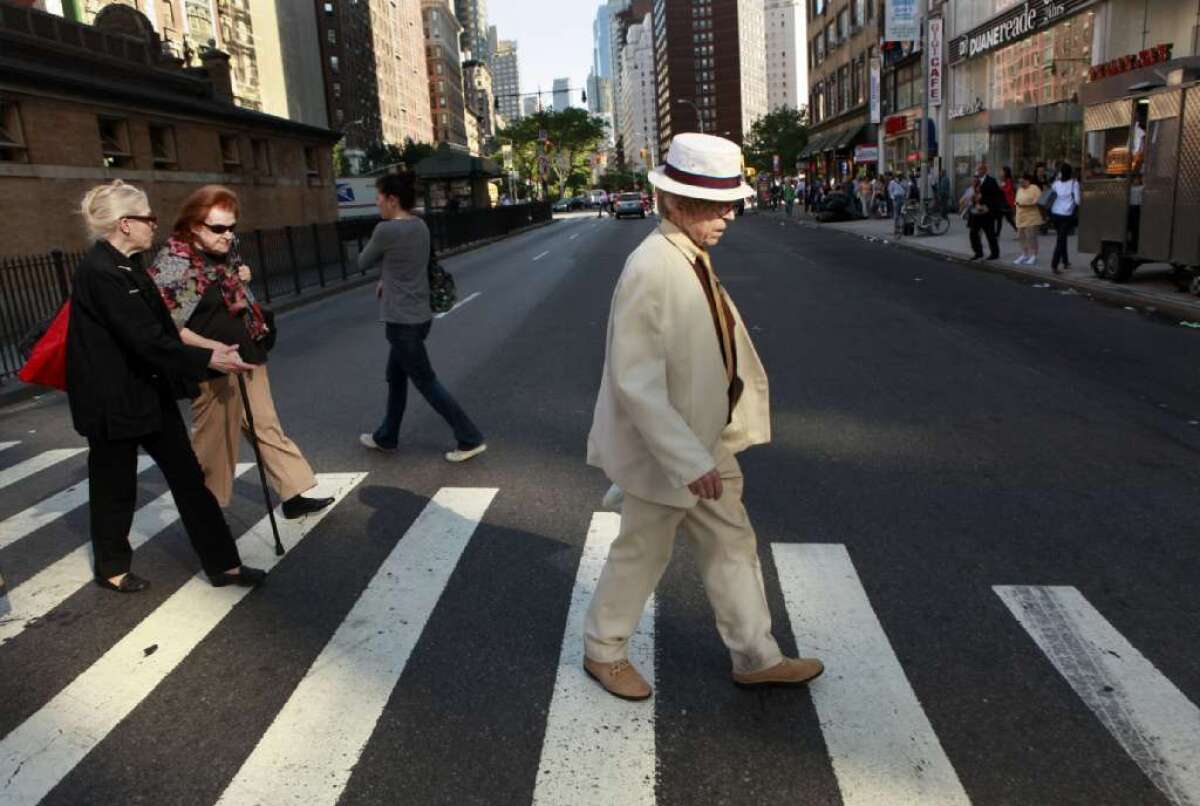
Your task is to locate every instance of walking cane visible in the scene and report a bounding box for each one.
[237,373,285,557]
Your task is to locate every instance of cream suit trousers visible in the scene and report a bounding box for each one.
[191,366,317,507]
[583,451,784,675]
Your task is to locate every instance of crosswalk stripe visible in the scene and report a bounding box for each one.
[216,486,497,806]
[0,456,155,553]
[771,544,971,806]
[532,512,657,806]
[0,464,255,647]
[0,472,366,806]
[0,442,18,454]
[996,585,1200,806]
[0,448,86,493]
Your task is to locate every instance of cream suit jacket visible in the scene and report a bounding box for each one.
[587,219,771,508]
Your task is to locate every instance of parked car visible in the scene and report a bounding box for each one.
[552,195,586,212]
[614,192,646,219]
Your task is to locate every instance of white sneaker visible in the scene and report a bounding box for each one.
[359,433,396,452]
[445,443,487,463]
[1013,257,1026,265]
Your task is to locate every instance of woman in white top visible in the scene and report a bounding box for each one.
[1049,163,1082,273]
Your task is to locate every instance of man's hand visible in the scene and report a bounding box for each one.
[208,344,257,375]
[688,468,723,500]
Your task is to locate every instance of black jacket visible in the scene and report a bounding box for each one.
[979,175,1007,213]
[66,240,213,440]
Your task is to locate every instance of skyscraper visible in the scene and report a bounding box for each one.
[618,13,657,171]
[522,96,539,117]
[492,38,521,123]
[764,0,807,112]
[423,0,468,147]
[653,0,767,156]
[453,0,489,60]
[552,77,571,111]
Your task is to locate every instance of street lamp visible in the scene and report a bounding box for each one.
[676,98,703,133]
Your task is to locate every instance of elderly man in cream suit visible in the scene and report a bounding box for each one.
[583,133,824,701]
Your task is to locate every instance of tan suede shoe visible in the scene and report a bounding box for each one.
[733,657,825,688]
[583,657,653,701]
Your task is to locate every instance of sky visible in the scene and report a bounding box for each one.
[488,0,596,108]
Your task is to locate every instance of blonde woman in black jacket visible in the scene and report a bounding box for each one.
[66,180,265,593]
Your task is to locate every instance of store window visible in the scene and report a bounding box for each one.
[0,100,28,163]
[990,11,1095,110]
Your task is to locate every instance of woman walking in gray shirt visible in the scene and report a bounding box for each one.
[357,173,486,462]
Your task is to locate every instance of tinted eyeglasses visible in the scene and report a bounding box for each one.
[124,214,158,226]
[203,221,237,235]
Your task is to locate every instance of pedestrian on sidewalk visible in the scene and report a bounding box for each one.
[783,180,796,217]
[1035,162,1053,235]
[582,133,823,702]
[969,162,1004,260]
[149,186,334,521]
[67,181,266,593]
[358,172,487,462]
[999,166,1018,235]
[1049,163,1082,274]
[888,173,907,231]
[1013,174,1043,266]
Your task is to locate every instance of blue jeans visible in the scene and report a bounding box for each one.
[373,321,484,451]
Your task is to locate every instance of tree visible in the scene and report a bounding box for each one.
[495,108,608,198]
[598,167,648,193]
[744,106,809,176]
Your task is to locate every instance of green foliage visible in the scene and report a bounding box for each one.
[744,106,809,175]
[345,138,436,176]
[333,141,350,177]
[495,108,609,197]
[598,167,648,193]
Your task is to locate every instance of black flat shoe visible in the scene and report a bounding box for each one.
[281,495,334,520]
[207,566,268,588]
[95,572,150,593]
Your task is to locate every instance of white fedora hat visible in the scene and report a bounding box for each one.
[647,132,754,202]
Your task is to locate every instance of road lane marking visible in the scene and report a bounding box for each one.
[772,544,970,806]
[217,487,497,806]
[0,472,366,806]
[0,448,87,493]
[532,512,656,806]
[569,233,579,240]
[0,464,254,646]
[0,443,17,454]
[533,250,550,261]
[0,456,155,552]
[996,585,1200,806]
[433,291,481,319]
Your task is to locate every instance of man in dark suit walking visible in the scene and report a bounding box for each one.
[970,161,1005,260]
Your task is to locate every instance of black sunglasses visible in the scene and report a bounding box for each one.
[202,221,238,235]
[124,215,159,225]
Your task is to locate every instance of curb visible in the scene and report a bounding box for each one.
[776,213,1200,324]
[0,218,558,413]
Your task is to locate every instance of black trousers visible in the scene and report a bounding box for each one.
[87,402,241,579]
[970,213,1000,258]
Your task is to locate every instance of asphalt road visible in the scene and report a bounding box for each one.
[0,209,1197,806]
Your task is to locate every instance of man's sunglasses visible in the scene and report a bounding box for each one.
[124,215,158,225]
[203,221,238,235]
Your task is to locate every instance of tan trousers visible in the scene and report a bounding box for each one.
[191,366,317,507]
[583,452,784,675]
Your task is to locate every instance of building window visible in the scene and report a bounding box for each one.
[252,138,272,176]
[219,134,241,172]
[304,146,321,182]
[98,116,133,168]
[149,124,178,169]
[837,9,848,41]
[0,100,28,163]
[332,81,341,100]
[323,1,333,13]
[327,28,336,45]
[329,56,339,74]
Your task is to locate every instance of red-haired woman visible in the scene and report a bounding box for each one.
[149,185,333,520]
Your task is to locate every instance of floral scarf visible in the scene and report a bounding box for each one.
[148,236,268,341]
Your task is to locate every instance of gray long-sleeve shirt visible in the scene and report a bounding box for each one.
[357,217,431,324]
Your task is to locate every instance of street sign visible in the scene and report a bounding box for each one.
[854,145,879,163]
[886,0,919,42]
[869,58,881,124]
[928,17,944,107]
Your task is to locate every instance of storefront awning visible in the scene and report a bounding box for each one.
[834,123,867,150]
[800,129,831,158]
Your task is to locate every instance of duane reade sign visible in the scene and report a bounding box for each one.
[949,0,1094,66]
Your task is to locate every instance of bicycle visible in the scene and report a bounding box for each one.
[900,199,950,237]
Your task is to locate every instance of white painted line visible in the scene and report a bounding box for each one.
[0,448,86,492]
[996,585,1200,806]
[0,464,254,647]
[217,487,497,806]
[433,291,482,319]
[568,233,579,240]
[0,456,155,552]
[772,544,970,806]
[532,250,550,261]
[533,512,656,806]
[0,443,17,454]
[0,472,366,806]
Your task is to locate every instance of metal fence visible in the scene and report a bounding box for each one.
[0,203,551,382]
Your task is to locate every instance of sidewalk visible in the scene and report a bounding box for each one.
[761,208,1200,324]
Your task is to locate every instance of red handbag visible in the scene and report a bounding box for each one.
[18,301,70,390]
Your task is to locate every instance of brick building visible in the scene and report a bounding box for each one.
[0,4,338,255]
[652,0,767,160]
[423,0,468,148]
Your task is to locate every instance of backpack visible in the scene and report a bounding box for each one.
[427,246,456,314]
